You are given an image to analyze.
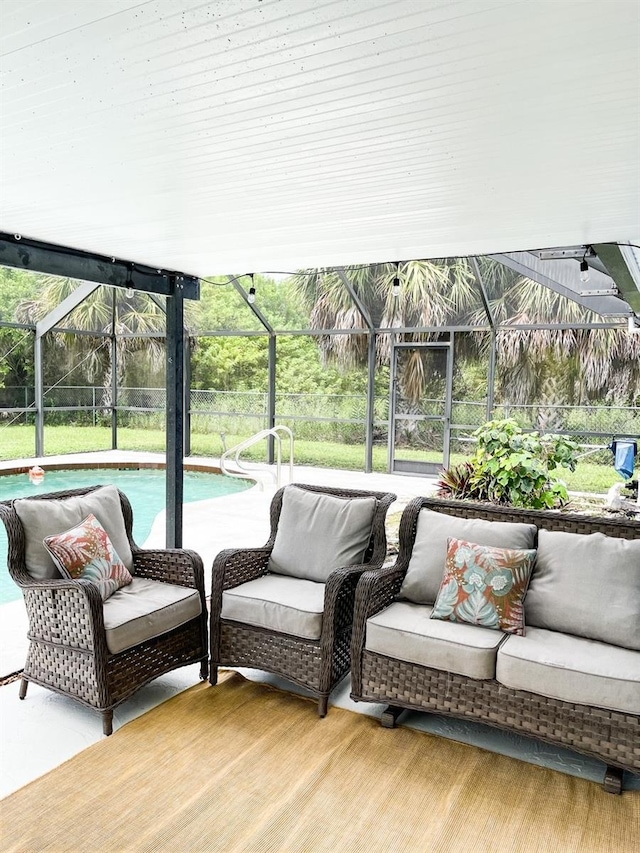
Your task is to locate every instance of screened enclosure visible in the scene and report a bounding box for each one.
[1,248,639,477]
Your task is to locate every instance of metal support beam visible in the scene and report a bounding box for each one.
[142,291,194,457]
[490,251,629,318]
[148,293,166,312]
[470,258,497,421]
[111,290,118,450]
[365,332,376,473]
[267,335,276,464]
[387,336,397,473]
[0,232,200,300]
[533,246,609,276]
[166,280,184,549]
[487,332,497,421]
[228,277,275,462]
[32,281,103,456]
[470,258,495,331]
[335,268,374,329]
[34,335,43,456]
[37,281,102,336]
[0,320,34,331]
[184,336,192,457]
[274,325,491,336]
[594,243,640,314]
[334,267,376,474]
[444,334,454,469]
[230,277,274,333]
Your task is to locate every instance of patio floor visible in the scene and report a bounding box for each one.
[1,452,638,799]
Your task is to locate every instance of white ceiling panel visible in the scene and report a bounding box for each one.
[1,0,639,275]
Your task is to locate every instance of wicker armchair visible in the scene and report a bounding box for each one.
[0,485,208,735]
[210,483,396,716]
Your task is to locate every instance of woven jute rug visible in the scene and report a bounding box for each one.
[1,672,638,853]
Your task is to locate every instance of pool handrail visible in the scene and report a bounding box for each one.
[220,426,294,489]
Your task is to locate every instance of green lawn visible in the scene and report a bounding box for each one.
[0,424,631,495]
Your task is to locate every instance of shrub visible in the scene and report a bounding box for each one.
[437,418,579,509]
[436,461,482,501]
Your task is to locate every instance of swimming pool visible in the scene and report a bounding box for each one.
[0,467,252,605]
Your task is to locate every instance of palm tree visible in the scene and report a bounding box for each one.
[15,277,167,407]
[292,258,640,409]
[292,260,478,404]
[475,261,640,407]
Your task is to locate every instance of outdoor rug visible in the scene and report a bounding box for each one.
[1,672,638,853]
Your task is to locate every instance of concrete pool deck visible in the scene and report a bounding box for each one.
[1,451,638,797]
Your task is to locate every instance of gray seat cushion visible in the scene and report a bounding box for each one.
[268,486,376,583]
[103,577,202,654]
[221,574,326,640]
[365,600,505,680]
[14,484,133,580]
[525,529,640,650]
[399,509,537,604]
[496,627,640,715]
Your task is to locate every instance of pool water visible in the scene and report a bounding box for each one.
[0,468,252,605]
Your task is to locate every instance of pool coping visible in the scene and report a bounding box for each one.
[0,457,226,477]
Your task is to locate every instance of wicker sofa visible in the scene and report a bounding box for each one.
[350,496,640,793]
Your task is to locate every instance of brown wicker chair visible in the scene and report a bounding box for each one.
[210,483,396,716]
[0,485,208,735]
[350,496,640,793]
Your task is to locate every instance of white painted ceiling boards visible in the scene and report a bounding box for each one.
[1,0,639,276]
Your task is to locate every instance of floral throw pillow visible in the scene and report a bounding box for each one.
[43,513,133,602]
[430,537,537,635]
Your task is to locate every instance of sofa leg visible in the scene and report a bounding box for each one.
[318,695,329,718]
[102,711,113,737]
[381,705,404,728]
[603,766,623,795]
[18,678,28,700]
[200,659,209,681]
[209,665,218,687]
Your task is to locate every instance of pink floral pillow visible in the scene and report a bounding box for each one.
[43,513,133,601]
[430,537,536,635]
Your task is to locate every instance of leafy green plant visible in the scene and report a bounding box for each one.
[438,418,579,509]
[436,461,482,501]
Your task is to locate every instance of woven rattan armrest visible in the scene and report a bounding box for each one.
[322,564,368,638]
[18,574,102,595]
[350,562,406,688]
[354,563,407,622]
[133,548,205,591]
[22,576,108,652]
[133,548,207,659]
[209,546,272,646]
[208,546,272,670]
[212,546,272,592]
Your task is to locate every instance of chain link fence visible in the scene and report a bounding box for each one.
[1,386,637,463]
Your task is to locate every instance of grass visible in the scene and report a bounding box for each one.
[0,424,632,496]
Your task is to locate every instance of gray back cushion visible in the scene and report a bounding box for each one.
[399,509,537,604]
[268,486,377,583]
[14,484,133,580]
[525,529,640,650]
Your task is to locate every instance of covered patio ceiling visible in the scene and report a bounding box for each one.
[1,0,639,276]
